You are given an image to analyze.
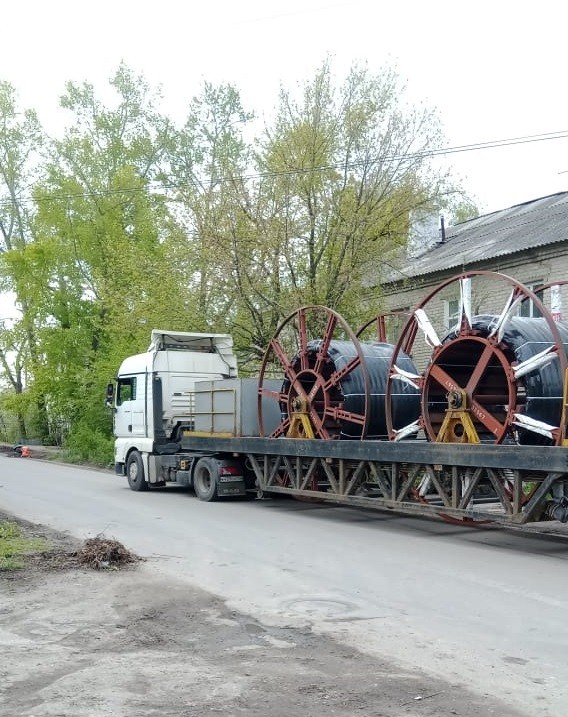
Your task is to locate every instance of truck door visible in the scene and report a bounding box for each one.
[115,374,146,437]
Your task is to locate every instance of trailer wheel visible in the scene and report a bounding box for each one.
[193,457,219,502]
[126,451,148,492]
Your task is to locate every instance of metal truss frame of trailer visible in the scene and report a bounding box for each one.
[180,436,568,525]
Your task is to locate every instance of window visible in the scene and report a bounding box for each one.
[389,308,410,343]
[117,377,136,405]
[444,298,460,331]
[519,281,543,318]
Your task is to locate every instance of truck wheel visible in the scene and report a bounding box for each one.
[193,458,218,502]
[126,451,148,492]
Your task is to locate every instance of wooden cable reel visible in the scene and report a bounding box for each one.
[385,271,568,446]
[258,306,371,440]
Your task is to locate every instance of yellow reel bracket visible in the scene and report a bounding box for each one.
[287,396,316,439]
[435,389,480,444]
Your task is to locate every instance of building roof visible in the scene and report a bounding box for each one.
[387,191,568,283]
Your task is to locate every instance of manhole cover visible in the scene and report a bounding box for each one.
[282,597,356,619]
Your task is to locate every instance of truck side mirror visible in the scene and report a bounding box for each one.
[105,383,114,408]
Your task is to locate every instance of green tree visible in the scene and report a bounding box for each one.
[208,60,463,363]
[0,81,49,440]
[165,63,474,369]
[165,82,254,331]
[448,195,479,224]
[0,320,28,439]
[254,61,451,324]
[0,61,477,452]
[29,64,189,445]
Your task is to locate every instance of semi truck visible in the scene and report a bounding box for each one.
[109,329,281,500]
[108,308,568,526]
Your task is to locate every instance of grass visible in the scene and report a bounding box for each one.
[0,521,50,570]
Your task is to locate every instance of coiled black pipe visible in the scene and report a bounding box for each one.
[284,339,420,439]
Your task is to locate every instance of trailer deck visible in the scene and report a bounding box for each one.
[180,435,568,525]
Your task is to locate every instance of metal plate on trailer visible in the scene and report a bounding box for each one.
[193,379,282,436]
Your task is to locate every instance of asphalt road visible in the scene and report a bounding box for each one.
[1,456,567,716]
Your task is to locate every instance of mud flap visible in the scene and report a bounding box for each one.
[217,478,247,497]
[147,454,161,483]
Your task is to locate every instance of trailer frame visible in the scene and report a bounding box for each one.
[179,435,568,525]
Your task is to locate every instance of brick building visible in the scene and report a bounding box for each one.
[382,191,568,370]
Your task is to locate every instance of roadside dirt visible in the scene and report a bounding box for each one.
[0,511,526,717]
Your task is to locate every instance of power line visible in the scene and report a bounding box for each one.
[245,130,568,182]
[0,130,567,209]
[429,130,568,157]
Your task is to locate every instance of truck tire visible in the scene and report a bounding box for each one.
[193,457,218,502]
[126,451,148,492]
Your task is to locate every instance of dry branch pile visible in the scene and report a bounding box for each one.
[74,536,142,570]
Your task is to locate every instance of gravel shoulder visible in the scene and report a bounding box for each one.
[0,510,529,717]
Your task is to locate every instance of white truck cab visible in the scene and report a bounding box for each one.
[112,330,238,490]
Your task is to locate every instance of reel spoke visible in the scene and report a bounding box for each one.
[269,338,302,390]
[259,387,288,403]
[314,313,338,375]
[323,355,362,390]
[297,308,309,372]
[465,343,495,394]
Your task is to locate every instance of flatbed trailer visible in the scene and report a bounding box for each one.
[178,434,568,526]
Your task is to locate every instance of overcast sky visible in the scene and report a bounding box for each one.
[1,0,567,215]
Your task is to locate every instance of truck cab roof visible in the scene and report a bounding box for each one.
[116,330,239,379]
[149,330,234,353]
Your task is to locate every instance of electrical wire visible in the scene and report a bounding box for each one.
[0,129,567,209]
